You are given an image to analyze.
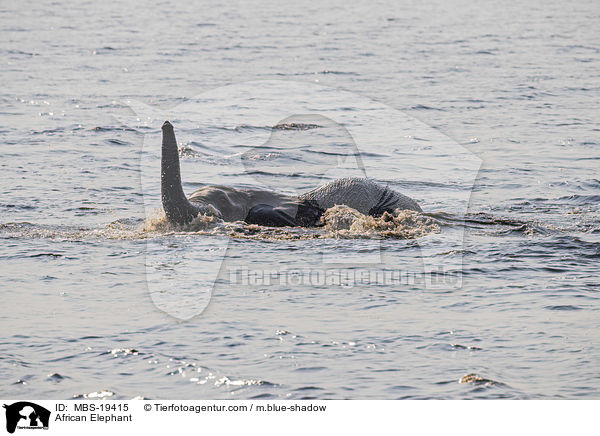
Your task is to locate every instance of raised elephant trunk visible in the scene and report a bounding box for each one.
[161,121,199,225]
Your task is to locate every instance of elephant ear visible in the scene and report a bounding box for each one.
[111,100,165,131]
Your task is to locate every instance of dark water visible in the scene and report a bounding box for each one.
[1,0,599,399]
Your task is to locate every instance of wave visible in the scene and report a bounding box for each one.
[5,207,589,243]
[142,206,440,241]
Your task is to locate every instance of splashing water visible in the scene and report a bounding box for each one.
[141,205,441,241]
[321,205,440,239]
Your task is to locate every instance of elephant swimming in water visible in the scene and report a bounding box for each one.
[160,121,421,227]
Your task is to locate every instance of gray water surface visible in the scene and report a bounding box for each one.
[1,0,599,399]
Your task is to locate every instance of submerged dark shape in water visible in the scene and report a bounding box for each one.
[459,373,503,386]
[161,121,422,227]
